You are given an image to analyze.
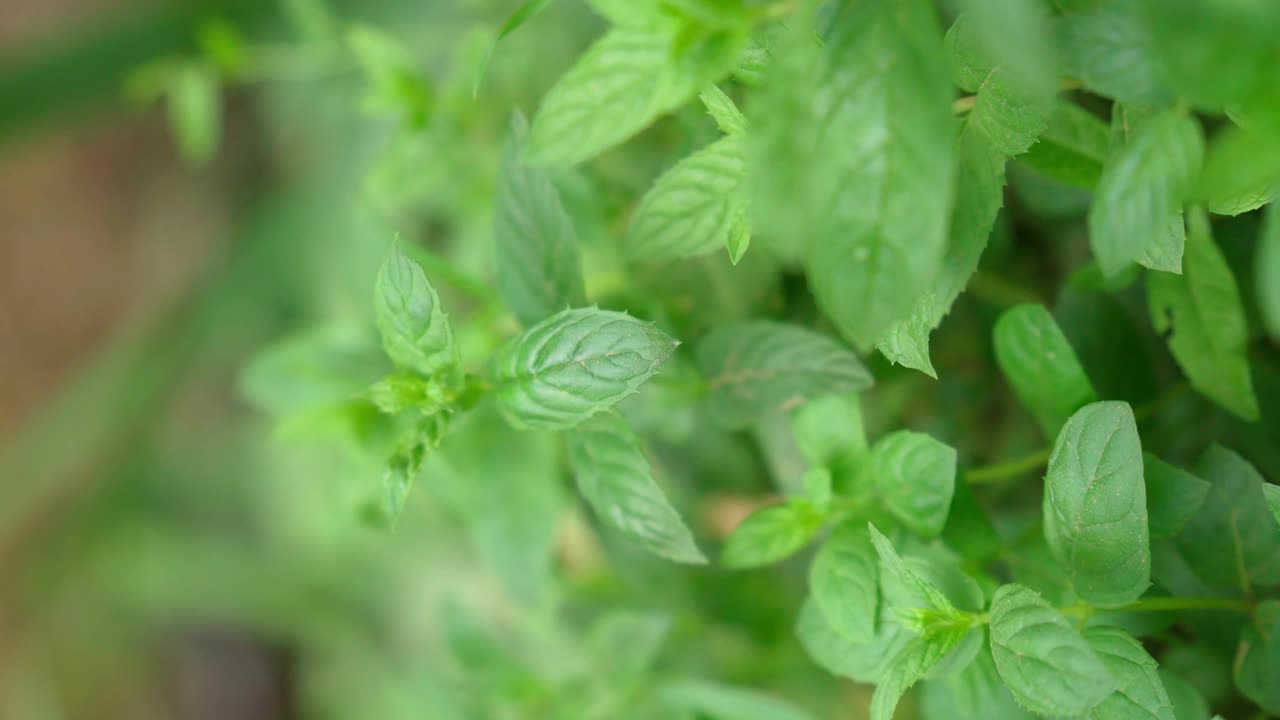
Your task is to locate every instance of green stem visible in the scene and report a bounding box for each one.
[964,446,1052,485]
[1059,596,1254,617]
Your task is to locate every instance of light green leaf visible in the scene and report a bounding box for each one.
[1144,454,1210,540]
[795,595,911,684]
[988,583,1116,716]
[490,307,678,429]
[240,331,388,417]
[1158,669,1211,720]
[1258,195,1280,339]
[809,522,878,642]
[660,681,817,720]
[994,304,1098,437]
[1139,0,1280,110]
[953,0,1056,99]
[1056,0,1173,107]
[589,611,670,678]
[1196,125,1280,216]
[943,13,989,93]
[1234,599,1280,714]
[167,63,221,167]
[697,321,872,430]
[493,111,585,326]
[919,650,1033,720]
[366,373,448,415]
[752,0,953,350]
[869,524,954,616]
[1020,102,1110,189]
[1088,109,1203,277]
[1147,208,1259,421]
[1265,483,1280,527]
[791,392,868,471]
[1043,401,1150,606]
[568,412,705,564]
[471,0,560,98]
[374,245,459,377]
[876,33,1054,375]
[871,432,957,538]
[721,500,826,569]
[370,413,451,527]
[627,135,748,262]
[871,632,964,720]
[1084,626,1175,720]
[528,23,741,165]
[1176,445,1280,592]
[700,84,746,135]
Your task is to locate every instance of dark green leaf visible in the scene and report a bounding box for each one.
[1176,445,1280,592]
[1234,599,1280,714]
[1259,198,1280,339]
[1144,454,1210,539]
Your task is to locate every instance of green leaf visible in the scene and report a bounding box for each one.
[721,500,826,569]
[871,431,957,538]
[1144,454,1211,540]
[1159,669,1211,720]
[1196,125,1280,216]
[752,0,954,350]
[988,583,1116,716]
[660,681,817,720]
[240,331,388,417]
[1176,445,1280,593]
[627,135,748,262]
[568,412,705,564]
[869,524,955,616]
[700,84,746,135]
[943,13,990,93]
[1043,401,1150,605]
[1234,599,1280,714]
[1147,208,1259,421]
[871,632,964,720]
[809,522,878,642]
[471,0,560,98]
[1265,483,1280,527]
[696,321,872,430]
[347,25,433,127]
[589,611,670,679]
[1139,0,1280,110]
[366,373,449,415]
[876,41,1054,375]
[369,413,451,527]
[490,307,678,430]
[1056,0,1173,107]
[919,650,1033,720]
[795,595,911,684]
[167,63,221,167]
[1021,102,1111,189]
[791,392,867,473]
[1088,110,1203,277]
[1083,626,1176,720]
[374,245,459,377]
[1257,194,1280,339]
[493,110,585,326]
[994,304,1099,437]
[527,23,742,165]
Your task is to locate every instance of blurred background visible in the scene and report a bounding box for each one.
[3,1,1278,719]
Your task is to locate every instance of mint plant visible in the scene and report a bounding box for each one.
[229,0,1280,717]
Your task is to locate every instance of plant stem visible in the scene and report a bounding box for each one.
[1059,596,1254,617]
[964,446,1053,485]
